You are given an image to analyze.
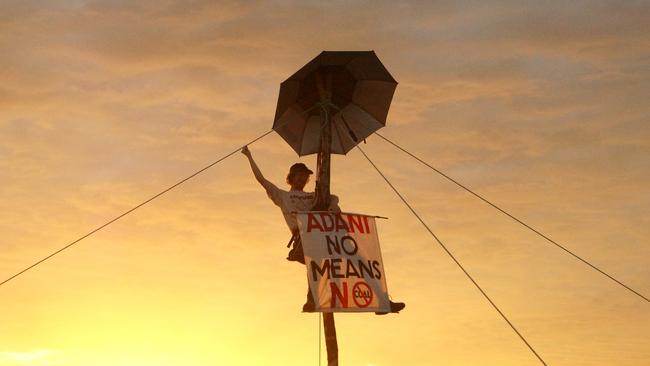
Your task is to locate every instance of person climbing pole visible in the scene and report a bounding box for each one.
[242,145,405,314]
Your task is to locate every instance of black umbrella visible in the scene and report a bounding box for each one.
[273,51,397,156]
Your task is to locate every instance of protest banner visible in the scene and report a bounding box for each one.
[297,211,390,313]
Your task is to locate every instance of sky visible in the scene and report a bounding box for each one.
[1,1,649,365]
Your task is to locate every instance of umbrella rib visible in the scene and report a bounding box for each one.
[298,108,311,156]
[331,114,347,154]
[353,102,380,125]
[348,102,383,136]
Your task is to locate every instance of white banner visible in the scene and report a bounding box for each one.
[297,212,390,313]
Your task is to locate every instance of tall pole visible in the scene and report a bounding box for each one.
[312,72,338,366]
[313,102,332,207]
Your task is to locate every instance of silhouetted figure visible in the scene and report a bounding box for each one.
[242,145,404,314]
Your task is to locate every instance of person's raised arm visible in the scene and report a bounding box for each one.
[241,146,274,191]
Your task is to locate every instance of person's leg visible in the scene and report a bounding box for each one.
[303,278,315,312]
[287,235,305,263]
[375,300,406,315]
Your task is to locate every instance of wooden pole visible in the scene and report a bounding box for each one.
[313,71,332,210]
[313,106,332,208]
[322,312,337,366]
[312,71,338,366]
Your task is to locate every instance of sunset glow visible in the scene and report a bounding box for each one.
[2,1,649,365]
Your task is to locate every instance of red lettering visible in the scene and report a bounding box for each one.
[363,215,370,233]
[307,213,324,232]
[330,282,348,308]
[335,214,350,232]
[347,214,365,233]
[320,213,334,232]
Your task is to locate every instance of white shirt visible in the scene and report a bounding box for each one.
[266,183,340,232]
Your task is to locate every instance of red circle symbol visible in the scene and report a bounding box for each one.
[352,281,373,308]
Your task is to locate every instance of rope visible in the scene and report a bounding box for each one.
[356,145,549,366]
[374,132,649,304]
[0,129,275,288]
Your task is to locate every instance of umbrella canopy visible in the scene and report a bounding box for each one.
[273,51,397,156]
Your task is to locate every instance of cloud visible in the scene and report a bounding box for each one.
[1,2,649,365]
[0,349,64,365]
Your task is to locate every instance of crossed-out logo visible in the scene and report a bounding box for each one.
[352,281,373,307]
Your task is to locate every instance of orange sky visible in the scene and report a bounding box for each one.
[1,1,649,365]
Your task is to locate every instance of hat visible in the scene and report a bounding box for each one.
[289,163,313,175]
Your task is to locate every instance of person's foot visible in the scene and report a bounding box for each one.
[302,300,316,312]
[375,301,405,315]
[286,248,305,264]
